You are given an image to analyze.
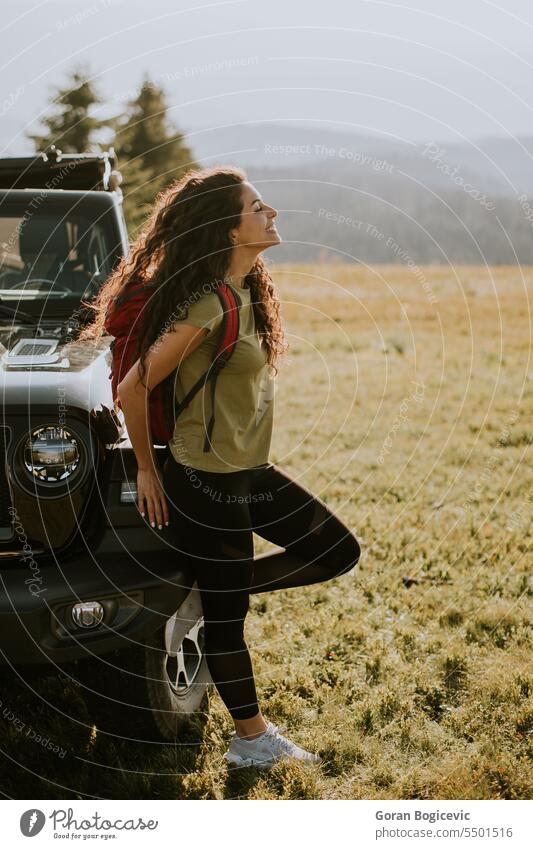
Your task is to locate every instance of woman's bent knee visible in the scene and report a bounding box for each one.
[310,501,361,577]
[325,532,361,579]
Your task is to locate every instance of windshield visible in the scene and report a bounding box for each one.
[0,206,118,313]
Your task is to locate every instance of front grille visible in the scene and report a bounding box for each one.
[0,427,14,542]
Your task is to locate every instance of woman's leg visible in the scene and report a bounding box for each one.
[248,463,361,594]
[163,457,266,727]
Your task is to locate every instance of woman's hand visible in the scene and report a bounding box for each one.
[137,466,169,530]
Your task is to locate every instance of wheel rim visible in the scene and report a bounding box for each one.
[164,616,205,696]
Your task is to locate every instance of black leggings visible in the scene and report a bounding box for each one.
[162,457,361,720]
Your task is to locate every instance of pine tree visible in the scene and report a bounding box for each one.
[113,74,196,233]
[28,65,107,153]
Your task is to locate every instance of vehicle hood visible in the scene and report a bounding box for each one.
[0,325,115,411]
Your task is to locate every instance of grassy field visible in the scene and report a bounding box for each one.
[2,263,532,799]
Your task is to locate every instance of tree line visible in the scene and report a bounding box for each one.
[28,64,196,233]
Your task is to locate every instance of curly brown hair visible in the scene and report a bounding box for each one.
[78,165,288,392]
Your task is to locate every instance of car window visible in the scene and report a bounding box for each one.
[0,211,114,299]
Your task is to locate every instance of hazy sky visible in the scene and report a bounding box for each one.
[2,0,533,155]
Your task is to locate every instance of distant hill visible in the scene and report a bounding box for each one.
[190,122,533,264]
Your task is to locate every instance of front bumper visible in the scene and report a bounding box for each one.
[0,543,194,666]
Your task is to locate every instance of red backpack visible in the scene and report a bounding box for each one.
[104,280,241,450]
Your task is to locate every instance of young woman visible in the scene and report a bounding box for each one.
[83,166,361,769]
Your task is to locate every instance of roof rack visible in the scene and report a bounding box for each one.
[0,145,122,192]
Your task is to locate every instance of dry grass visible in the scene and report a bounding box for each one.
[1,263,532,799]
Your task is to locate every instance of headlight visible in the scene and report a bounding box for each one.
[12,422,91,497]
[24,426,80,482]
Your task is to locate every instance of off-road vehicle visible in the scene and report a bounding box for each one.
[0,147,209,742]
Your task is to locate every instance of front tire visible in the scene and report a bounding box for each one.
[80,583,212,743]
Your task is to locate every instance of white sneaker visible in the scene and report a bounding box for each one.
[223,721,321,769]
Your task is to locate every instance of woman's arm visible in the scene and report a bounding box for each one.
[116,322,208,529]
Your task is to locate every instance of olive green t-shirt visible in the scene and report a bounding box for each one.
[168,282,275,473]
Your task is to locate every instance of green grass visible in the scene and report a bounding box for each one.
[1,263,532,799]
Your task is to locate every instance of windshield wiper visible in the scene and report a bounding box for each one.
[0,299,39,325]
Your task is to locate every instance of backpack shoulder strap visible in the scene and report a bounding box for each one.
[171,283,242,451]
[201,283,241,451]
[213,282,241,364]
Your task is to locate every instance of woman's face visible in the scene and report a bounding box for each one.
[230,181,281,250]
